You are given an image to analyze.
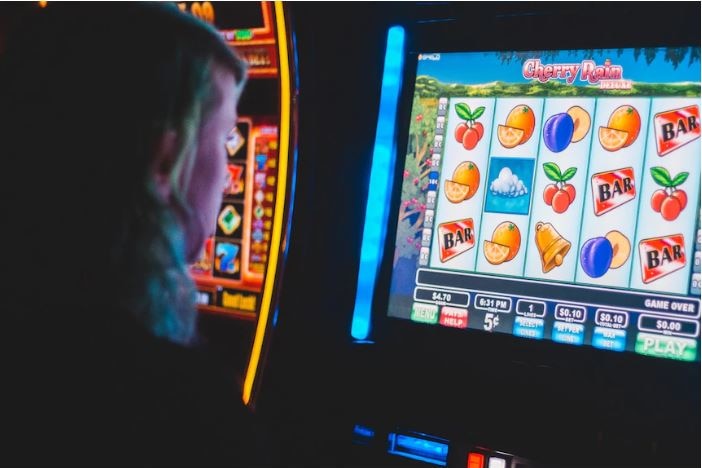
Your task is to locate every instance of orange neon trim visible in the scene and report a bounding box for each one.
[247,67,279,76]
[242,0,290,405]
[233,39,276,47]
[253,0,273,35]
[199,308,256,320]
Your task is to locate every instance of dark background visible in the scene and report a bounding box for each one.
[1,2,699,467]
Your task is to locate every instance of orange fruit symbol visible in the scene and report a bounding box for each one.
[598,127,629,152]
[607,105,641,147]
[505,105,536,144]
[449,161,481,201]
[444,180,471,203]
[484,241,510,265]
[598,105,641,151]
[484,221,521,265]
[496,125,524,149]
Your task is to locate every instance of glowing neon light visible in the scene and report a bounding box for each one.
[243,0,291,405]
[351,25,406,340]
[388,433,449,466]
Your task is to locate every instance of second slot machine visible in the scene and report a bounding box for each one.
[182,1,295,405]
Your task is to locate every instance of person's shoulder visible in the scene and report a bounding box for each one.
[80,311,264,466]
[132,331,264,466]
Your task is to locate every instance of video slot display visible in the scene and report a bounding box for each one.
[387,48,701,362]
[190,118,280,318]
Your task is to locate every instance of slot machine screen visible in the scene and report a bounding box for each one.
[183,1,283,320]
[387,47,701,362]
[190,117,280,319]
[178,2,265,31]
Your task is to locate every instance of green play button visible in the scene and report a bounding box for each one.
[635,333,697,361]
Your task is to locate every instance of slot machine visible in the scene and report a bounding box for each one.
[261,3,700,467]
[181,1,296,407]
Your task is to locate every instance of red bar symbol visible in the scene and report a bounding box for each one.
[591,167,636,216]
[439,307,468,329]
[438,218,475,262]
[639,234,686,284]
[654,105,700,157]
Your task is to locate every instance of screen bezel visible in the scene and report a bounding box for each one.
[366,3,701,378]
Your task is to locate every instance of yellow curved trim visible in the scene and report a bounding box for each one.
[243,0,290,405]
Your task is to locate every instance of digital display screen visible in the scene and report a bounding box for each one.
[387,48,701,362]
[178,2,265,30]
[208,2,265,30]
[190,118,279,317]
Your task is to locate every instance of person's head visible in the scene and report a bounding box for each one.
[0,3,247,344]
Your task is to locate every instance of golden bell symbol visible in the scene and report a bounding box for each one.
[534,222,571,273]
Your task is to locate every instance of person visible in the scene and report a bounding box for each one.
[0,3,265,466]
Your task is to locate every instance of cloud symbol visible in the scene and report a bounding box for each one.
[490,167,528,197]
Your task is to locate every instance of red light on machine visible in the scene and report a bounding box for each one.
[468,452,485,468]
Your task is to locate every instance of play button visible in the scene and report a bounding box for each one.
[635,333,697,361]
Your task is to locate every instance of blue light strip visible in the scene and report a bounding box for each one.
[353,424,376,439]
[273,28,301,330]
[351,25,406,340]
[388,433,449,466]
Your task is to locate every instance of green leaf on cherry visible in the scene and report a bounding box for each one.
[455,103,472,121]
[561,167,577,182]
[650,166,673,187]
[671,171,689,187]
[543,162,562,182]
[472,107,486,120]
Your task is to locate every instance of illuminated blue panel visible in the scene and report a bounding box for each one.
[513,317,545,340]
[351,26,406,340]
[353,424,376,439]
[552,322,585,345]
[388,433,449,466]
[592,327,627,351]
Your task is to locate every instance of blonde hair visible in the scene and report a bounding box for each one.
[130,62,221,344]
[116,10,247,345]
[0,3,247,345]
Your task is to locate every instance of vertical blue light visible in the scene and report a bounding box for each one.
[274,29,301,331]
[351,26,406,340]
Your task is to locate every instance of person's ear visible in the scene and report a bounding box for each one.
[152,130,178,201]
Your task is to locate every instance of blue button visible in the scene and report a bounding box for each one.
[592,327,626,351]
[552,322,585,345]
[513,316,544,340]
[428,171,439,191]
